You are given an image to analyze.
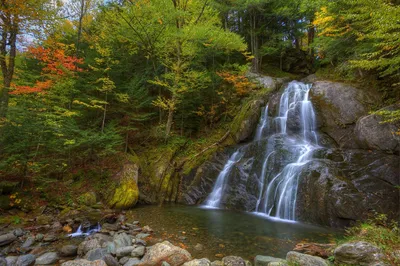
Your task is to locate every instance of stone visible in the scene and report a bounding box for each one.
[131,246,145,257]
[334,241,386,266]
[124,258,141,266]
[0,257,6,266]
[161,262,171,266]
[78,239,102,256]
[135,239,147,246]
[13,229,24,237]
[0,233,17,246]
[286,251,328,266]
[6,256,18,266]
[116,246,135,258]
[103,254,119,266]
[142,226,153,233]
[293,243,335,258]
[21,237,35,251]
[139,241,192,266]
[16,254,36,266]
[61,259,107,266]
[61,245,78,257]
[113,233,132,249]
[222,257,247,266]
[105,242,116,255]
[183,259,211,266]
[136,234,150,239]
[210,261,222,266]
[35,234,44,242]
[35,252,59,265]
[43,234,57,242]
[108,163,139,209]
[102,224,120,232]
[355,105,400,154]
[268,262,287,266]
[119,257,130,265]
[194,244,203,251]
[254,256,285,266]
[84,248,109,261]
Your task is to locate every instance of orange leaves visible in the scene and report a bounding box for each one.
[217,71,253,96]
[10,80,52,95]
[27,46,83,76]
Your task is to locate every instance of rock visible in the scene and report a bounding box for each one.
[13,229,24,237]
[139,241,192,266]
[293,243,335,258]
[120,257,130,265]
[16,254,36,266]
[194,244,203,251]
[254,256,285,266]
[103,254,119,266]
[92,234,113,246]
[334,241,386,265]
[286,251,328,266]
[161,262,171,266]
[6,256,18,266]
[108,163,139,209]
[84,248,109,261]
[222,257,247,266]
[210,261,222,266]
[0,257,6,266]
[78,239,102,256]
[124,258,141,266]
[35,252,59,265]
[136,234,150,239]
[135,239,147,246]
[102,223,120,232]
[36,215,52,225]
[131,246,145,257]
[104,242,116,255]
[0,233,17,247]
[79,192,97,206]
[43,234,57,242]
[116,246,135,258]
[21,237,35,251]
[61,245,78,257]
[113,233,132,249]
[311,81,377,148]
[183,259,211,266]
[61,259,107,266]
[355,105,400,154]
[34,234,44,242]
[142,226,153,233]
[268,262,287,266]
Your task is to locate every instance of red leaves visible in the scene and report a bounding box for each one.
[10,80,52,95]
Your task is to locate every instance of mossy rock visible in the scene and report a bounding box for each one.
[108,163,139,209]
[78,192,97,206]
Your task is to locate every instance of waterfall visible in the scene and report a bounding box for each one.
[204,81,319,221]
[204,150,242,208]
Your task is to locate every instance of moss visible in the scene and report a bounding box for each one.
[108,178,139,209]
[78,191,97,206]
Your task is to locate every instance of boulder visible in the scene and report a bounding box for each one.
[108,164,139,209]
[116,246,135,258]
[254,256,285,266]
[113,233,132,249]
[286,251,328,266]
[6,256,18,266]
[355,105,400,154]
[61,245,78,257]
[78,239,102,256]
[103,254,119,266]
[183,259,211,266]
[0,233,17,247]
[334,241,386,265]
[310,81,377,148]
[21,237,35,251]
[35,252,59,265]
[139,241,192,266]
[16,254,36,266]
[293,243,335,258]
[61,259,107,266]
[221,256,247,266]
[131,246,146,257]
[84,248,109,261]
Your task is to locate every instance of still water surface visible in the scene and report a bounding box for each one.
[127,204,340,260]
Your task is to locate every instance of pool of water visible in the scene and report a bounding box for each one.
[126,204,340,261]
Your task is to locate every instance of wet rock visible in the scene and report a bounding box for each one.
[140,241,192,266]
[286,251,328,266]
[108,163,139,209]
[16,254,36,266]
[78,239,102,256]
[293,243,334,258]
[0,257,6,266]
[6,256,18,266]
[222,256,247,266]
[103,254,119,266]
[35,252,59,265]
[84,248,109,261]
[355,105,400,154]
[113,233,132,249]
[183,259,211,266]
[61,245,78,257]
[0,233,17,247]
[116,246,135,258]
[254,255,285,266]
[131,246,145,257]
[61,259,107,266]
[334,241,386,265]
[124,258,141,266]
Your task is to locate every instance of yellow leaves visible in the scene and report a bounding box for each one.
[152,96,177,111]
[158,18,163,25]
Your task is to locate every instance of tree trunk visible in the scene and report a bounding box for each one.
[165,107,174,138]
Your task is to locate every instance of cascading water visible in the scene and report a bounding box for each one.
[204,81,319,221]
[204,150,243,208]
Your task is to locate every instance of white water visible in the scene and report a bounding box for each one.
[68,223,101,237]
[204,150,242,208]
[255,81,318,220]
[204,81,318,221]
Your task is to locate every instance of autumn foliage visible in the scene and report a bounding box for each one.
[217,71,253,96]
[10,45,83,95]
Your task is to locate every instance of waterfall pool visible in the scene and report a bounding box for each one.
[126,204,341,261]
